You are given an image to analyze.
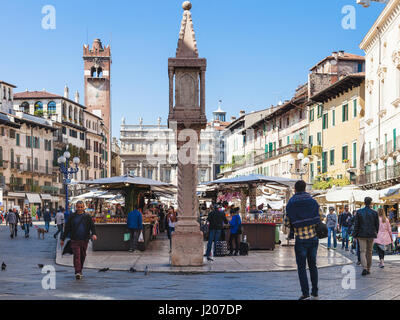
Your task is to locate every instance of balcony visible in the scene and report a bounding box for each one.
[40,185,61,195]
[358,164,400,186]
[15,163,52,176]
[311,145,322,156]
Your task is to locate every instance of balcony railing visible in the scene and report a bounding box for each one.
[14,163,52,175]
[358,164,400,185]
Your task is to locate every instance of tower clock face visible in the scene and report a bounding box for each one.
[91,81,105,90]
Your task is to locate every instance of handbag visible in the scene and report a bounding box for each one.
[316,222,328,239]
[124,233,131,242]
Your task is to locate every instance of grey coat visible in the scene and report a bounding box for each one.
[326,213,338,229]
[6,212,16,224]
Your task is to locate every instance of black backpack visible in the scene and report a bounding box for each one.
[316,222,328,239]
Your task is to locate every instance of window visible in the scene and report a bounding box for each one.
[309,135,313,147]
[10,149,14,169]
[299,110,303,120]
[20,102,30,113]
[9,129,15,139]
[309,109,314,122]
[394,129,397,150]
[342,145,348,162]
[48,101,57,114]
[34,158,38,171]
[353,100,357,118]
[26,136,32,148]
[317,132,322,146]
[322,152,327,173]
[358,63,363,73]
[317,105,323,118]
[332,109,335,126]
[322,113,328,130]
[342,104,349,122]
[16,133,20,146]
[80,132,85,140]
[34,101,43,113]
[62,127,66,134]
[330,149,335,166]
[353,142,357,168]
[46,160,49,174]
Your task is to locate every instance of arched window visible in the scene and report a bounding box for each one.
[10,174,14,185]
[20,102,30,113]
[47,101,57,114]
[2,87,5,99]
[62,103,67,117]
[74,108,78,121]
[97,67,103,77]
[8,88,11,101]
[68,105,72,120]
[34,101,43,113]
[79,110,83,124]
[91,67,97,77]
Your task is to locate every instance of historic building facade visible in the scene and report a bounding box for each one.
[307,74,365,185]
[359,0,400,189]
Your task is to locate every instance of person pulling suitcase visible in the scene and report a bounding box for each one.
[205,204,228,261]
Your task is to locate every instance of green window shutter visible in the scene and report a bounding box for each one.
[317,132,321,146]
[330,149,335,166]
[394,129,397,150]
[16,133,20,146]
[353,142,357,168]
[287,136,290,145]
[309,135,313,146]
[332,110,335,126]
[323,113,328,130]
[342,146,348,161]
[342,104,348,122]
[353,100,357,117]
[322,152,327,173]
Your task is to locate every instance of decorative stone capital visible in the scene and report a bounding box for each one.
[366,79,374,94]
[377,65,387,82]
[392,50,400,69]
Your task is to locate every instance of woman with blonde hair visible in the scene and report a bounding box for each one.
[374,208,393,268]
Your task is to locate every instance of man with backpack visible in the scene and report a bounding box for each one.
[285,180,321,300]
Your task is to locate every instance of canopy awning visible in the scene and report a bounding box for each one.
[26,193,41,203]
[324,186,382,204]
[205,174,297,188]
[7,192,25,198]
[40,194,52,201]
[380,184,400,201]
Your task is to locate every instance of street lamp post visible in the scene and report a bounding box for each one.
[57,149,80,216]
[289,152,310,180]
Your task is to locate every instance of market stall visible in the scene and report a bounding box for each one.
[79,174,174,252]
[205,174,297,251]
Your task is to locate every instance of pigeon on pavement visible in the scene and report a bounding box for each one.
[1,262,6,271]
[129,267,136,273]
[99,268,110,272]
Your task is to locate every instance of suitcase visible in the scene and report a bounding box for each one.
[239,242,250,256]
[215,241,229,257]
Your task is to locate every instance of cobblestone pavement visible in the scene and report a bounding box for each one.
[1,223,400,300]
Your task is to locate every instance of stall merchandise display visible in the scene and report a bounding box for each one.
[93,217,127,224]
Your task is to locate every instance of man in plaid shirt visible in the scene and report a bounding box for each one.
[285,180,321,300]
[20,208,33,238]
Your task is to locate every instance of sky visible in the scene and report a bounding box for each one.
[0,0,386,139]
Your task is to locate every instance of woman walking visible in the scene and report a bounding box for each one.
[326,207,338,250]
[374,208,393,268]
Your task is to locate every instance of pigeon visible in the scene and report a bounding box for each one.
[129,267,136,273]
[38,264,44,269]
[99,268,110,272]
[144,265,149,276]
[1,262,6,271]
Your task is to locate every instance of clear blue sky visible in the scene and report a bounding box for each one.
[0,0,385,138]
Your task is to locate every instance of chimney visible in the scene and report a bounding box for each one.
[239,110,246,117]
[75,90,80,103]
[338,50,345,57]
[332,51,338,59]
[64,85,69,99]
[231,116,237,122]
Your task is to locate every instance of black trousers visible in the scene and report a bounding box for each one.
[376,245,385,260]
[229,233,240,254]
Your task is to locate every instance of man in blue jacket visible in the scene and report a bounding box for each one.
[127,206,143,252]
[285,180,321,300]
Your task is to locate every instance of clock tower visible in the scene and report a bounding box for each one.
[83,38,112,177]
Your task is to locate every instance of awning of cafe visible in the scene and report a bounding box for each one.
[26,193,41,203]
[379,183,400,201]
[205,174,297,188]
[7,192,26,198]
[40,194,52,201]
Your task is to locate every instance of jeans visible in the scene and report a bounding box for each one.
[71,240,89,274]
[206,229,222,257]
[168,227,175,249]
[24,223,30,237]
[9,223,15,237]
[327,227,337,248]
[54,224,64,239]
[229,233,240,254]
[45,221,50,232]
[341,227,349,249]
[295,237,319,297]
[128,228,140,251]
